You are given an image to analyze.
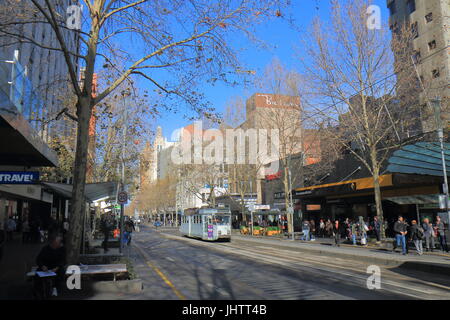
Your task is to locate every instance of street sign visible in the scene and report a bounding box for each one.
[250,204,270,211]
[0,171,39,184]
[118,191,128,204]
[438,194,450,209]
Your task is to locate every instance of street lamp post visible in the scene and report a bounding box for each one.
[119,90,129,254]
[431,98,450,234]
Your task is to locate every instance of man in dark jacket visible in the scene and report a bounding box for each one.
[100,215,112,253]
[333,219,343,247]
[409,220,423,255]
[393,216,408,255]
[435,216,448,252]
[372,216,382,242]
[36,234,66,297]
[124,218,135,246]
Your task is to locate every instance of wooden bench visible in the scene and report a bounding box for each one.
[27,264,127,282]
[72,264,127,281]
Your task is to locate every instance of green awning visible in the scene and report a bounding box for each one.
[387,142,450,177]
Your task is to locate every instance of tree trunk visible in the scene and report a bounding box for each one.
[284,168,293,234]
[371,152,384,239]
[66,98,92,265]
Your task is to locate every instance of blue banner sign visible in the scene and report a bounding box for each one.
[0,171,39,184]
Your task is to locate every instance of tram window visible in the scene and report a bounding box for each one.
[213,216,230,225]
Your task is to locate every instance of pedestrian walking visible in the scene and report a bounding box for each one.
[6,217,16,241]
[124,218,135,246]
[333,219,342,247]
[422,218,435,252]
[325,219,333,238]
[350,220,358,245]
[310,219,316,241]
[301,220,310,241]
[372,216,382,242]
[393,216,408,255]
[409,220,424,255]
[100,215,112,253]
[359,216,369,246]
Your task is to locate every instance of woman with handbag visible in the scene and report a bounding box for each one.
[359,216,369,246]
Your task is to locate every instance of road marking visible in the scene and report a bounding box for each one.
[166,257,175,262]
[133,244,186,300]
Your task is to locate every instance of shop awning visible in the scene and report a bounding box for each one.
[41,182,118,202]
[387,142,450,177]
[384,194,440,205]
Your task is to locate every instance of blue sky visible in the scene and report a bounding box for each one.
[147,0,390,141]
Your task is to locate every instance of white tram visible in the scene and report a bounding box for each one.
[180,206,232,241]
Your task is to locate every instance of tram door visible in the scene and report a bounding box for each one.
[204,215,215,240]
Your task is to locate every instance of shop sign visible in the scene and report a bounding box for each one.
[0,171,39,184]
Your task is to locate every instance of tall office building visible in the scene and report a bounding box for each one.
[0,0,81,141]
[387,0,450,131]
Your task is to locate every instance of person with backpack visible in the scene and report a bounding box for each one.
[410,220,423,255]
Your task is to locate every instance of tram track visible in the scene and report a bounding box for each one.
[158,232,450,299]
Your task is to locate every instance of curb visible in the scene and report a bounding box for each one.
[91,279,143,294]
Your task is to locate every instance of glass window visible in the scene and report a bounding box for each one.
[425,13,433,23]
[388,1,396,15]
[432,69,440,78]
[213,215,230,225]
[428,40,436,50]
[407,0,415,14]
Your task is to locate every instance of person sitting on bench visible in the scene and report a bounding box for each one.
[36,234,66,297]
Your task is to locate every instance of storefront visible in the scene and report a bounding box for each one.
[293,173,444,225]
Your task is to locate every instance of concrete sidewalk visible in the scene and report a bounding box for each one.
[0,233,44,299]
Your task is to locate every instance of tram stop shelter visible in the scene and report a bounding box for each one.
[243,206,283,236]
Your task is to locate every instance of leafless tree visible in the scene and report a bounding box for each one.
[298,0,423,235]
[0,0,288,263]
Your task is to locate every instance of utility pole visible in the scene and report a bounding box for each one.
[431,97,450,234]
[119,89,129,254]
[288,167,295,241]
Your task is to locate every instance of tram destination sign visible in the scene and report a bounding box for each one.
[0,171,39,184]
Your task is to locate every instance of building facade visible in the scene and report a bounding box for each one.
[0,0,81,141]
[387,0,450,131]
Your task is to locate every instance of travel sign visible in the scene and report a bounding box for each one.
[0,171,39,184]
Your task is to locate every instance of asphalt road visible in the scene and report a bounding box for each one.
[127,225,450,300]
